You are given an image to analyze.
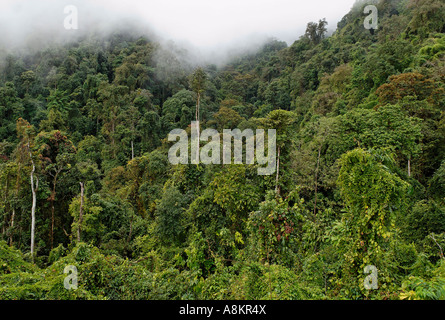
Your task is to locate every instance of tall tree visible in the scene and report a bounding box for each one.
[258,110,295,195]
[35,130,76,248]
[304,18,328,45]
[16,118,38,262]
[189,68,207,162]
[336,148,409,296]
[40,89,70,131]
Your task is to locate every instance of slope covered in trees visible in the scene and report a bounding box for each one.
[0,0,444,300]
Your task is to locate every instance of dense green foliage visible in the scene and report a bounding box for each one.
[0,0,444,300]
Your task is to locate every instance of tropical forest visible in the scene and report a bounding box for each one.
[0,0,445,300]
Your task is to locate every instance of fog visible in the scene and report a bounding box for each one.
[0,0,356,63]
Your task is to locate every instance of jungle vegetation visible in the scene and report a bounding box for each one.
[0,0,444,300]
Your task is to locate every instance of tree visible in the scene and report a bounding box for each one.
[20,71,35,96]
[189,68,208,162]
[35,130,76,249]
[210,106,243,131]
[376,73,444,107]
[0,82,23,142]
[155,186,189,245]
[336,148,409,296]
[248,190,303,265]
[304,19,328,45]
[73,160,101,242]
[121,105,141,160]
[78,181,84,243]
[0,161,23,246]
[258,110,296,195]
[69,193,104,246]
[337,104,423,177]
[16,118,38,262]
[429,161,445,200]
[40,89,70,131]
[211,165,261,231]
[161,89,195,132]
[98,83,131,160]
[406,0,445,37]
[138,110,161,151]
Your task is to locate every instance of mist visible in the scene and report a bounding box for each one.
[0,0,356,64]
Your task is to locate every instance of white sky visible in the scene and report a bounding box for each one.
[0,0,356,52]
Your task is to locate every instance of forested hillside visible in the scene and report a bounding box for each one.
[1,0,445,300]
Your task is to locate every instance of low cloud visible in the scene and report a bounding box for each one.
[0,0,356,62]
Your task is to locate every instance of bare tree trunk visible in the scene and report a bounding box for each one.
[77,182,84,243]
[28,142,38,263]
[408,158,411,177]
[131,140,134,160]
